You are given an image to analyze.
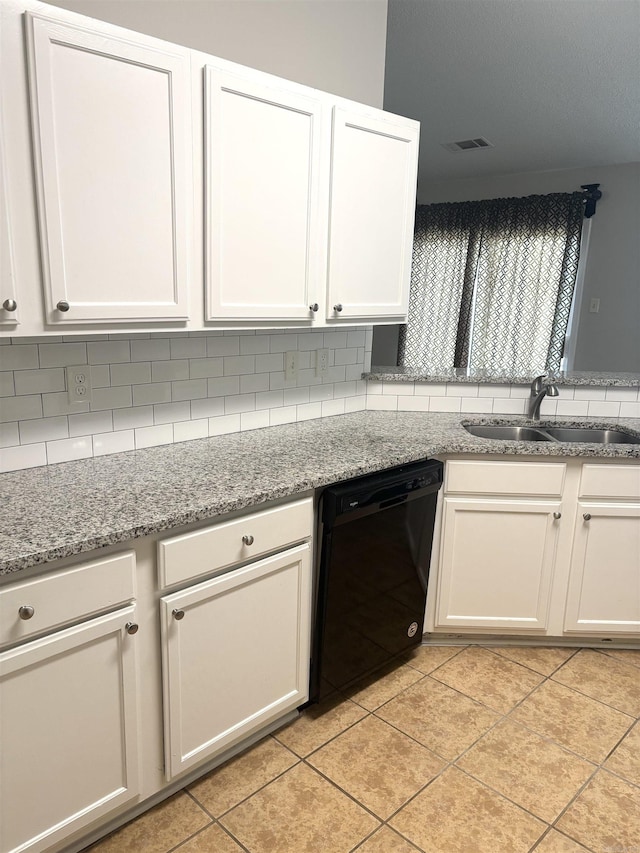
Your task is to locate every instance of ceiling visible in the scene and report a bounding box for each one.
[383,0,640,183]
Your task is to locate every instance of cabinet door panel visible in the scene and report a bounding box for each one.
[564,503,640,633]
[161,543,311,779]
[26,14,191,323]
[436,498,560,630]
[326,107,419,320]
[205,68,325,321]
[0,606,139,853]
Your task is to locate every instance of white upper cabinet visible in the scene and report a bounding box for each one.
[326,106,419,322]
[0,124,19,328]
[25,12,192,324]
[204,66,326,323]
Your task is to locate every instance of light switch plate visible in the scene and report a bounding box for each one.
[284,351,299,381]
[316,349,329,377]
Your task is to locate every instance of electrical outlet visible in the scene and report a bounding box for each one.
[284,351,299,381]
[66,364,93,405]
[589,298,600,314]
[315,349,329,378]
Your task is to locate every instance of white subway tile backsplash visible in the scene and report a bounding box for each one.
[19,415,69,445]
[113,406,154,431]
[42,391,90,418]
[605,387,639,402]
[397,395,429,412]
[240,335,271,355]
[225,393,255,415]
[0,442,47,472]
[254,353,284,374]
[309,384,334,403]
[190,397,225,419]
[171,379,208,402]
[47,435,92,464]
[366,381,383,395]
[347,330,366,348]
[241,410,270,430]
[269,334,297,353]
[1,394,43,422]
[135,423,173,449]
[509,385,531,399]
[0,372,15,397]
[93,430,135,457]
[154,401,191,425]
[14,368,66,395]
[429,397,462,413]
[283,387,310,406]
[414,383,446,397]
[574,387,606,401]
[555,400,590,417]
[131,338,170,362]
[152,360,189,382]
[446,383,479,398]
[110,362,152,386]
[133,383,172,406]
[88,340,130,364]
[0,345,39,371]
[207,336,240,357]
[333,381,357,399]
[461,398,493,413]
[208,413,241,435]
[224,355,256,376]
[366,395,398,411]
[383,381,410,396]
[296,402,322,421]
[334,348,358,366]
[587,401,621,417]
[0,422,19,447]
[91,365,111,388]
[256,390,283,410]
[240,373,270,394]
[189,358,224,380]
[298,333,324,352]
[170,337,206,359]
[207,376,240,398]
[173,419,208,442]
[69,411,113,437]
[493,398,527,415]
[478,383,510,398]
[620,401,640,418]
[269,406,297,426]
[344,396,366,413]
[322,398,346,417]
[90,386,133,411]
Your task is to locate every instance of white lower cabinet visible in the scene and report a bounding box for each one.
[430,458,640,639]
[160,542,311,779]
[437,497,561,631]
[0,606,140,853]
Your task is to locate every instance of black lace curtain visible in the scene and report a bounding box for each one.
[398,193,584,374]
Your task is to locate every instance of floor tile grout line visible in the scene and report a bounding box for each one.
[549,669,640,718]
[595,646,640,671]
[480,643,581,677]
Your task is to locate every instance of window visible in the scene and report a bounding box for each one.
[398,193,584,374]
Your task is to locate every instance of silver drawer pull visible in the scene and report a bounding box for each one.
[553,512,562,520]
[18,605,35,620]
[242,534,254,546]
[309,303,319,312]
[3,298,17,312]
[583,513,592,521]
[172,609,185,621]
[56,300,70,312]
[125,622,139,635]
[333,303,343,313]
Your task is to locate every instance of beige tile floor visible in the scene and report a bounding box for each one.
[86,645,640,853]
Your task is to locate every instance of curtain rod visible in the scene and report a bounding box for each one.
[581,183,601,218]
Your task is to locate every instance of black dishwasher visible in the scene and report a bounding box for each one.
[309,459,443,703]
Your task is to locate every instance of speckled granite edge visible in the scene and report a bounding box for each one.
[2,411,639,576]
[365,367,640,386]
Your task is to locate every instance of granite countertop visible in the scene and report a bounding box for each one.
[2,411,640,577]
[365,367,640,386]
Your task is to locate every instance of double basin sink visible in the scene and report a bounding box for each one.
[463,424,640,445]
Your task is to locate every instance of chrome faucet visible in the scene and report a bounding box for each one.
[527,374,559,420]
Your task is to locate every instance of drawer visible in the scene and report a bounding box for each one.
[158,497,313,588]
[0,551,135,648]
[580,464,640,500]
[446,460,566,497]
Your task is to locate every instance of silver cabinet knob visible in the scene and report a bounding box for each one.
[242,534,254,546]
[56,300,70,312]
[172,608,185,621]
[3,298,17,312]
[309,303,319,312]
[125,622,138,635]
[18,605,35,620]
[553,512,562,520]
[583,513,592,521]
[333,304,343,313]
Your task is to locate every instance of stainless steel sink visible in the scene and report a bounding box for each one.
[463,422,640,444]
[463,424,552,441]
[541,426,640,444]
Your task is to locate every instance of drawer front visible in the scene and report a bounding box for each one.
[446,460,566,497]
[158,497,313,588]
[579,464,640,500]
[0,551,135,648]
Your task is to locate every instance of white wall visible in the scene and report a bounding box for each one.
[45,0,388,107]
[413,162,640,374]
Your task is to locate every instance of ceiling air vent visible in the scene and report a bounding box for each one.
[442,137,494,153]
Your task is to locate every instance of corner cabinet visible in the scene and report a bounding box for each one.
[24,12,192,325]
[0,553,140,853]
[427,458,640,640]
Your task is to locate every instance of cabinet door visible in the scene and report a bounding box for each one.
[326,106,419,321]
[0,606,140,853]
[25,13,191,324]
[161,543,311,779]
[205,67,325,322]
[436,497,561,631]
[564,502,640,634]
[0,109,19,327]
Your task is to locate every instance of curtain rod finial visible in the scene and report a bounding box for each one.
[581,183,602,218]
